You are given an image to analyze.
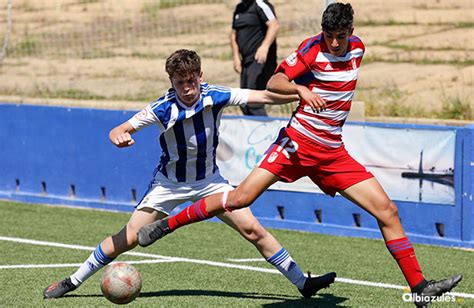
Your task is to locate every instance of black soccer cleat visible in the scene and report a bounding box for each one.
[298,271,337,298]
[413,274,463,307]
[137,219,172,247]
[43,277,77,299]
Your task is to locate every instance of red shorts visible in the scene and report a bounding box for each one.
[259,127,374,196]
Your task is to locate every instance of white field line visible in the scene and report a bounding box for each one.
[0,259,176,269]
[227,258,266,262]
[0,236,173,260]
[453,247,474,252]
[1,236,473,299]
[0,236,278,274]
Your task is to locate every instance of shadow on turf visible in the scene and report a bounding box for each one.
[138,290,348,307]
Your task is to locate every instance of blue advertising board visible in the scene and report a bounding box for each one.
[0,104,472,248]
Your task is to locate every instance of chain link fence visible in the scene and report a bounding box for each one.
[0,0,326,115]
[3,1,470,120]
[1,0,323,59]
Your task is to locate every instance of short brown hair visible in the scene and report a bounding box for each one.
[165,49,201,77]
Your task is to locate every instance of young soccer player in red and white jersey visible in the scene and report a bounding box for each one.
[138,3,462,306]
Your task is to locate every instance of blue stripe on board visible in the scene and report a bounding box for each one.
[193,111,207,181]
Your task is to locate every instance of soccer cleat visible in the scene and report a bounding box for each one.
[137,219,172,247]
[298,271,337,298]
[43,277,77,299]
[413,274,463,307]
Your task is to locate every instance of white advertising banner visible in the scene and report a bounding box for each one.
[217,117,456,205]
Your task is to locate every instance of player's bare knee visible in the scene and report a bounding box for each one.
[241,222,268,243]
[251,224,269,242]
[386,201,399,219]
[228,191,253,210]
[377,200,400,225]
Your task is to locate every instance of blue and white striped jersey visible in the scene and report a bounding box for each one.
[129,83,249,183]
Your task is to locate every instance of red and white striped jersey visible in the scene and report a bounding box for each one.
[276,33,365,148]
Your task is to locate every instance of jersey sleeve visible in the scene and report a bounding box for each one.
[256,0,277,22]
[128,105,164,132]
[275,38,315,81]
[350,35,366,58]
[227,88,250,106]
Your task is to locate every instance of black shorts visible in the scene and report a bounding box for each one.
[241,59,277,90]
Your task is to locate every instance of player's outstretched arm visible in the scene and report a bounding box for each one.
[247,89,298,106]
[109,121,136,148]
[267,72,326,112]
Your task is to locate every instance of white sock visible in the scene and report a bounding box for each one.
[267,248,306,289]
[69,244,114,286]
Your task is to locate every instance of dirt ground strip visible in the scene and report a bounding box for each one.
[0,0,472,120]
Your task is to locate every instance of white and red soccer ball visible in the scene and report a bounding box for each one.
[100,262,142,304]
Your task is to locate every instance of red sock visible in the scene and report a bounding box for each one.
[168,199,210,231]
[386,237,425,288]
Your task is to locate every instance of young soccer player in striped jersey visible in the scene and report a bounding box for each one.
[138,4,462,307]
[43,49,336,300]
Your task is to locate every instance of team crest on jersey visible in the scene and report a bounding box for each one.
[135,108,148,120]
[285,52,298,67]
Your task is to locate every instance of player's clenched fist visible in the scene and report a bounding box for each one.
[112,133,135,148]
[108,121,136,148]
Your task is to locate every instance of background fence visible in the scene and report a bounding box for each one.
[0,0,472,120]
[1,0,323,59]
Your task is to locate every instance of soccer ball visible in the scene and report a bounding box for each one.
[100,262,142,304]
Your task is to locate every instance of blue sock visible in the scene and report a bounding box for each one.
[267,248,306,289]
[70,244,114,286]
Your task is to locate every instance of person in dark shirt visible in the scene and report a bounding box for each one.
[231,0,279,116]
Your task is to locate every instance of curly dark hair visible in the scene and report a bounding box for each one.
[165,49,201,77]
[321,2,354,32]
